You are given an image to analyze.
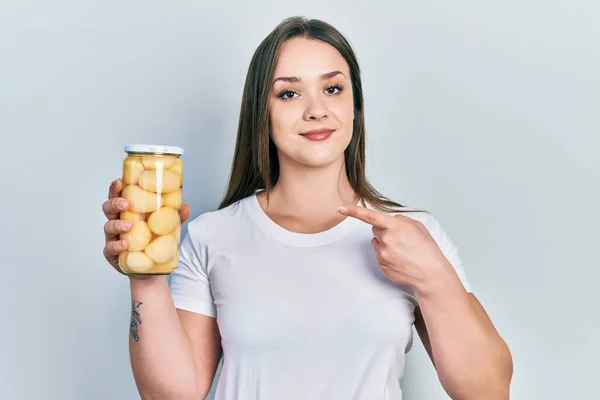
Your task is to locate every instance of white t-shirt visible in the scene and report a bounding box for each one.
[169,193,472,400]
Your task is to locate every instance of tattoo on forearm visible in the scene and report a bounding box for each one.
[130,300,143,342]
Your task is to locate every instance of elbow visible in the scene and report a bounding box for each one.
[137,383,200,400]
[139,391,199,400]
[446,342,514,400]
[493,338,514,395]
[454,378,512,400]
[197,382,213,400]
[445,377,511,400]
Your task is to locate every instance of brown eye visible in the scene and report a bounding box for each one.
[325,85,343,94]
[277,90,298,100]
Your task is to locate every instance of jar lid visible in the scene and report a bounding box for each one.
[124,144,184,155]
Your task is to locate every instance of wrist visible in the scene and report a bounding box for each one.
[129,274,169,290]
[413,262,467,301]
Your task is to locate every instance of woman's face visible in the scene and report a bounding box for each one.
[268,37,354,168]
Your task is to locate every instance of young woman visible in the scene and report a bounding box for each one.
[102,16,512,400]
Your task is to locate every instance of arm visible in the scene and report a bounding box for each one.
[102,180,220,399]
[335,205,512,398]
[129,276,221,400]
[178,308,222,398]
[414,278,513,400]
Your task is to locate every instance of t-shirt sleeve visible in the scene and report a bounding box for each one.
[169,227,217,318]
[424,213,473,293]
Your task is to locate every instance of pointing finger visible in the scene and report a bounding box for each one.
[337,204,394,229]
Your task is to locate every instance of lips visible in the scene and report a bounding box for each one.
[300,129,334,141]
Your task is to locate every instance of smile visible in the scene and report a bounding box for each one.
[300,129,335,141]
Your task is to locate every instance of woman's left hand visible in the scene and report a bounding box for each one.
[337,204,453,292]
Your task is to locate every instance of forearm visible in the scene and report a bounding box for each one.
[416,272,512,399]
[129,276,198,400]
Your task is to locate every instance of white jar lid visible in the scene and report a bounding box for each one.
[124,144,184,155]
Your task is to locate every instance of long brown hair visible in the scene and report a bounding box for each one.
[218,16,420,214]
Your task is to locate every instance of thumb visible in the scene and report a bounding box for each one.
[180,204,191,223]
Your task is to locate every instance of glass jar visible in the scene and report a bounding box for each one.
[118,144,184,276]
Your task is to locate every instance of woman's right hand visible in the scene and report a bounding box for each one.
[102,178,190,275]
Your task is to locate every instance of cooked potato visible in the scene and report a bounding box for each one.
[120,220,152,252]
[120,210,142,222]
[119,251,154,273]
[122,185,163,213]
[162,189,182,210]
[140,212,152,221]
[138,170,181,194]
[152,254,179,273]
[141,155,177,170]
[118,251,128,272]
[169,159,183,179]
[147,206,179,235]
[144,234,178,264]
[122,158,145,185]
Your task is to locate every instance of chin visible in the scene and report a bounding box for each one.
[292,150,345,168]
[274,132,351,168]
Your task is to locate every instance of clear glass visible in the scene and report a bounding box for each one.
[118,151,183,275]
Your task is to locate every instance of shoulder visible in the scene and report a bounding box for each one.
[383,203,467,274]
[398,207,464,267]
[370,201,456,251]
[185,195,252,241]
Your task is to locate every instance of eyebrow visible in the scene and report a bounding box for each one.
[272,70,346,86]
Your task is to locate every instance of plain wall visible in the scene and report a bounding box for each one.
[1,0,597,399]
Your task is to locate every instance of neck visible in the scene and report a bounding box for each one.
[264,154,357,216]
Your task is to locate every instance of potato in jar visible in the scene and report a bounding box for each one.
[138,170,181,194]
[169,159,183,179]
[141,155,177,170]
[152,255,179,273]
[122,158,145,185]
[119,251,154,273]
[120,220,152,252]
[120,210,142,222]
[144,234,178,264]
[162,189,182,210]
[121,185,163,213]
[147,206,179,235]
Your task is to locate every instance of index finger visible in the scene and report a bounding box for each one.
[102,197,128,220]
[337,204,394,229]
[108,179,123,199]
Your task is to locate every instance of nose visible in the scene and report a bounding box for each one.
[303,94,328,120]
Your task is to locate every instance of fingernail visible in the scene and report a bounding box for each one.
[337,206,347,214]
[120,240,127,248]
[118,200,128,209]
[122,221,132,229]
